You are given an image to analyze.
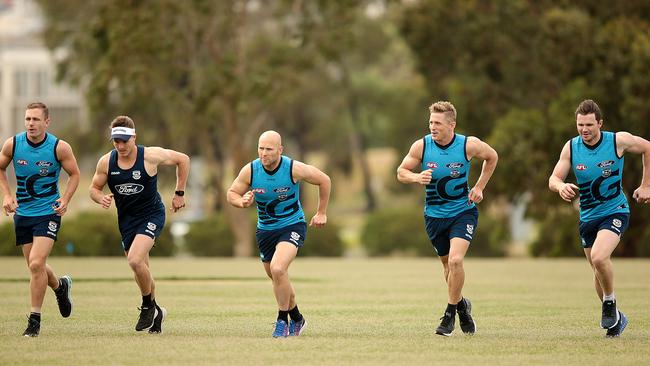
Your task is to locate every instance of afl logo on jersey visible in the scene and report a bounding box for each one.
[576,164,587,171]
[252,188,266,194]
[17,159,28,166]
[132,170,141,180]
[116,183,145,195]
[426,162,438,169]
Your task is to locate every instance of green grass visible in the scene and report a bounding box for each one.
[0,258,649,365]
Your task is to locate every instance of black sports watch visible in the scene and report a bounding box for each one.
[174,190,185,197]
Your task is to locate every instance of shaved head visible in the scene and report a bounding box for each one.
[259,130,282,148]
[258,130,283,169]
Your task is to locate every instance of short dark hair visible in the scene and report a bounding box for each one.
[26,102,49,119]
[575,99,602,121]
[110,115,135,129]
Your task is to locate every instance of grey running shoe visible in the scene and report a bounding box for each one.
[435,310,455,337]
[148,305,167,334]
[55,275,73,318]
[601,300,619,329]
[135,305,158,331]
[23,316,40,337]
[457,298,476,334]
[289,317,307,336]
[606,311,628,338]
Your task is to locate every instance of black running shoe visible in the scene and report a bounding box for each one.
[435,310,455,336]
[135,305,158,331]
[457,298,476,334]
[55,275,73,318]
[23,316,40,337]
[605,310,628,338]
[148,305,167,334]
[601,300,619,329]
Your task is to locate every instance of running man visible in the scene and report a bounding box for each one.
[227,130,331,338]
[549,99,650,337]
[0,102,79,337]
[397,101,498,336]
[89,115,189,334]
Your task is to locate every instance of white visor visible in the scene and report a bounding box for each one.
[110,127,136,141]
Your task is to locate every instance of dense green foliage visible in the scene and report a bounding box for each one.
[361,207,432,257]
[34,1,650,256]
[300,221,345,257]
[184,214,239,257]
[0,212,175,257]
[400,1,650,256]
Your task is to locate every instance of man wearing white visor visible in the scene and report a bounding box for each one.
[89,115,190,334]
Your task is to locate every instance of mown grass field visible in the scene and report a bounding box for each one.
[0,257,648,365]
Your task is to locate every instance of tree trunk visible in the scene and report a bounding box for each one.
[341,64,377,212]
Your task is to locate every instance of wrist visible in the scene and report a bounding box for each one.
[174,190,185,197]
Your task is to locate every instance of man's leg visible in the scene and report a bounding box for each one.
[22,237,56,313]
[126,234,157,331]
[126,234,155,298]
[590,230,621,329]
[590,230,620,296]
[264,242,298,337]
[269,242,298,311]
[447,238,470,305]
[583,248,604,301]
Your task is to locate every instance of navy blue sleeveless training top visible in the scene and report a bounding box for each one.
[107,145,164,219]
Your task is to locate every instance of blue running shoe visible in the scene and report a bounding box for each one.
[289,318,307,336]
[606,311,628,338]
[272,319,289,338]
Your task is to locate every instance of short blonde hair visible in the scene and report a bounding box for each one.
[429,101,457,123]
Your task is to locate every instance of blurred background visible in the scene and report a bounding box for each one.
[1,0,649,259]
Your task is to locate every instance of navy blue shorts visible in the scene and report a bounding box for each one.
[579,213,629,248]
[119,209,166,252]
[424,206,479,256]
[14,214,61,245]
[255,222,307,262]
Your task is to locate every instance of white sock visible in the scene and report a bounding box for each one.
[603,294,616,302]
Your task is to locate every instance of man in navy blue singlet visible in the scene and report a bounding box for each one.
[89,116,190,334]
[549,99,650,338]
[397,101,498,337]
[0,102,80,337]
[227,130,331,338]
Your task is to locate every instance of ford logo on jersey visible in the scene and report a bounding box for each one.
[116,183,145,195]
[597,160,614,168]
[36,161,53,167]
[446,162,464,169]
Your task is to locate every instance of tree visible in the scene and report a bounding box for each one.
[37,0,383,254]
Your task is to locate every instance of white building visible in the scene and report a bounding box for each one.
[0,0,86,139]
